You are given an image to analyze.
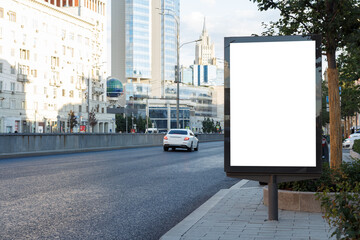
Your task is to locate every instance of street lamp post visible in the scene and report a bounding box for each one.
[159,8,201,128]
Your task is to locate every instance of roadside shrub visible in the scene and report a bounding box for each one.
[316,180,360,239]
[352,139,360,154]
[278,164,332,192]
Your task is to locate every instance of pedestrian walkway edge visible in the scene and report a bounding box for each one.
[160,179,248,240]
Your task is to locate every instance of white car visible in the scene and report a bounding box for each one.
[343,134,360,149]
[163,129,199,152]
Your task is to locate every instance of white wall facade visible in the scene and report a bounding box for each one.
[0,0,114,133]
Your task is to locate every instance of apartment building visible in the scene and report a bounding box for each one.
[0,0,114,133]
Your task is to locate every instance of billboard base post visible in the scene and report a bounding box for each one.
[268,175,278,221]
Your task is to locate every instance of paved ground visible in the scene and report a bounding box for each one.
[161,148,355,240]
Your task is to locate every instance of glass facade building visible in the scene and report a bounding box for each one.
[149,107,190,129]
[125,0,152,78]
[161,0,179,82]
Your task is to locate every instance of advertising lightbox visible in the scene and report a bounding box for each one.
[224,35,322,177]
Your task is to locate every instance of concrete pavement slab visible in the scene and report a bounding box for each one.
[160,179,335,240]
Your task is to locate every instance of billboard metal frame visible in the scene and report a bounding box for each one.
[224,35,322,179]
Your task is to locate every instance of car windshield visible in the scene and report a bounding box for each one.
[168,130,187,135]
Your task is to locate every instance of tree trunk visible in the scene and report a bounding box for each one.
[344,117,347,138]
[327,67,342,169]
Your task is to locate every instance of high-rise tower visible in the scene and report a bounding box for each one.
[195,17,216,66]
[111,0,179,98]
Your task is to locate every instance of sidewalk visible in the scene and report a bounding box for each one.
[159,151,356,240]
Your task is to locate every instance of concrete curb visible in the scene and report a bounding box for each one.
[160,179,249,240]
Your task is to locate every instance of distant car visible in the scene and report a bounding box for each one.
[343,134,360,149]
[145,128,158,134]
[163,129,199,152]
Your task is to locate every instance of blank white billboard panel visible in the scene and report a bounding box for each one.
[230,40,316,167]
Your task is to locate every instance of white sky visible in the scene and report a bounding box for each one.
[179,0,280,67]
[106,0,281,70]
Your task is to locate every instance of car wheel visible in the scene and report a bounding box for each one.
[172,147,176,151]
[187,142,193,152]
[194,142,199,151]
[163,146,169,151]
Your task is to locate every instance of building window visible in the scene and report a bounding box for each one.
[18,64,29,75]
[53,88,57,98]
[0,8,4,18]
[0,80,3,90]
[51,56,59,67]
[44,87,47,95]
[8,11,16,22]
[31,69,37,78]
[62,89,65,96]
[20,49,30,60]
[61,29,66,40]
[69,90,74,98]
[11,48,14,56]
[22,101,26,109]
[0,63,2,73]
[11,66,15,74]
[79,105,82,113]
[0,27,2,39]
[10,99,16,109]
[77,34,82,44]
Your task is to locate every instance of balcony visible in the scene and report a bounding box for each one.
[92,86,104,95]
[17,74,29,83]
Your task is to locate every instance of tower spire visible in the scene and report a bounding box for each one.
[202,16,206,33]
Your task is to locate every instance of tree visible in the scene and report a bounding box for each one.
[115,114,152,133]
[89,108,98,132]
[68,110,78,133]
[115,114,126,133]
[338,44,360,137]
[251,0,360,168]
[202,117,216,133]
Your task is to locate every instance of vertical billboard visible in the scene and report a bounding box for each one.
[224,35,322,176]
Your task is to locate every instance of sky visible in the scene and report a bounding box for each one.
[179,0,280,67]
[107,0,281,70]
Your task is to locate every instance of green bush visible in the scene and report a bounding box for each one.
[352,139,360,153]
[278,164,333,192]
[316,179,360,239]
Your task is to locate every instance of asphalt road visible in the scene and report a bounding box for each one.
[0,141,239,240]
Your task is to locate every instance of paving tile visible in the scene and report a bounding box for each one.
[162,181,334,240]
